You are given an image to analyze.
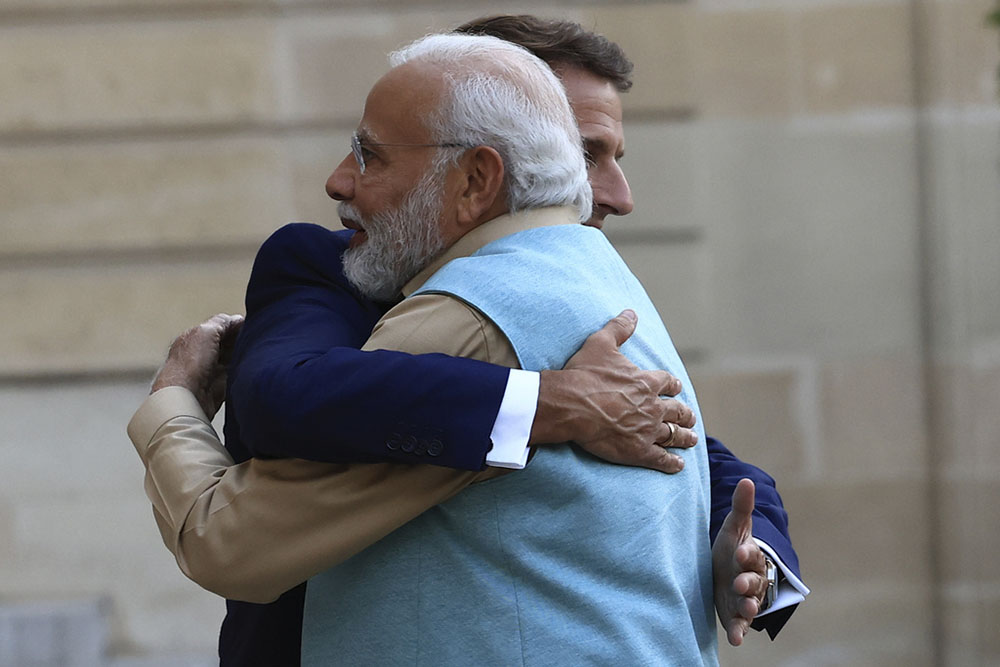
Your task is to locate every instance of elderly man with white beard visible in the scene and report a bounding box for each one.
[289,33,717,665]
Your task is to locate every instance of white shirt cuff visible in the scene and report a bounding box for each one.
[484,369,538,469]
[754,538,811,617]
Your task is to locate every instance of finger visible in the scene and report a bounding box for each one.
[643,369,681,397]
[217,314,245,364]
[659,424,698,450]
[735,541,766,576]
[731,478,756,519]
[223,313,245,330]
[727,617,750,647]
[203,313,242,338]
[599,309,637,348]
[733,570,767,599]
[646,447,685,474]
[736,594,760,622]
[614,440,686,474]
[661,398,695,428]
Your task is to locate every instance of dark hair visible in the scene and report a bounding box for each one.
[454,15,633,92]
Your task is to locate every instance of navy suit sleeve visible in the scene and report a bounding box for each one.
[224,223,509,470]
[706,436,801,638]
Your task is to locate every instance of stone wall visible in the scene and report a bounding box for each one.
[1,0,997,663]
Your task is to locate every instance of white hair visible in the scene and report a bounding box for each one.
[390,33,592,222]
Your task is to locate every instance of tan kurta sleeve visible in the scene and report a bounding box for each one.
[128,294,518,604]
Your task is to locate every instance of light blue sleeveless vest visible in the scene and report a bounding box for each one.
[302,223,718,666]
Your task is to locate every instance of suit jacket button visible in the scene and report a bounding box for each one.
[400,436,417,453]
[413,439,428,456]
[386,433,402,451]
[426,439,444,457]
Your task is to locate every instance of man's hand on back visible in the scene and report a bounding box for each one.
[150,313,244,419]
[531,309,698,474]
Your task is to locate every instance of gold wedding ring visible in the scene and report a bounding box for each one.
[662,422,677,447]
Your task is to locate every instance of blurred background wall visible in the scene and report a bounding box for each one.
[1,0,997,664]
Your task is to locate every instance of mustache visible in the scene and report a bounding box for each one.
[338,202,363,227]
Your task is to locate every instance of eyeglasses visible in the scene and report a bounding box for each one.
[351,132,467,174]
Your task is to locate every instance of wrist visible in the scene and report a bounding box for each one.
[529,369,577,445]
[150,364,196,397]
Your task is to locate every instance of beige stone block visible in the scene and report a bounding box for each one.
[687,365,806,482]
[694,8,795,117]
[696,117,922,358]
[276,15,413,124]
[0,380,151,499]
[926,363,969,475]
[780,479,933,588]
[0,20,276,133]
[819,355,928,481]
[612,121,701,234]
[922,115,1000,348]
[0,500,13,563]
[800,3,914,113]
[941,591,1000,664]
[1,139,291,256]
[114,583,222,654]
[937,478,1000,583]
[920,0,1000,106]
[0,0,258,8]
[0,0,266,9]
[963,363,1000,471]
[0,258,252,375]
[275,1,579,21]
[0,492,221,653]
[581,3,697,114]
[10,496,163,575]
[613,241,707,358]
[932,360,1000,479]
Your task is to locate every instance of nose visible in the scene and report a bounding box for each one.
[325,153,356,201]
[594,163,634,217]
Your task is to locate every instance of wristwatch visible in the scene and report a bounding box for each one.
[761,555,778,612]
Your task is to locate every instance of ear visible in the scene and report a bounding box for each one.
[454,146,506,227]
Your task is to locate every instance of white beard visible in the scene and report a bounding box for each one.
[341,166,448,302]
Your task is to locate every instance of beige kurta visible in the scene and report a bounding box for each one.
[128,207,576,603]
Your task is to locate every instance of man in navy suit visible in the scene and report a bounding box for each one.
[129,16,807,666]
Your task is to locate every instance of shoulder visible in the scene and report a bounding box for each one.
[364,294,517,366]
[254,223,354,272]
[245,223,362,312]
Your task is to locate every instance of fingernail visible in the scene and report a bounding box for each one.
[622,309,636,322]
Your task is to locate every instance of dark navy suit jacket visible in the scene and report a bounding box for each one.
[219,223,801,665]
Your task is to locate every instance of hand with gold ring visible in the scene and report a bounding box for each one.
[538,310,699,474]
